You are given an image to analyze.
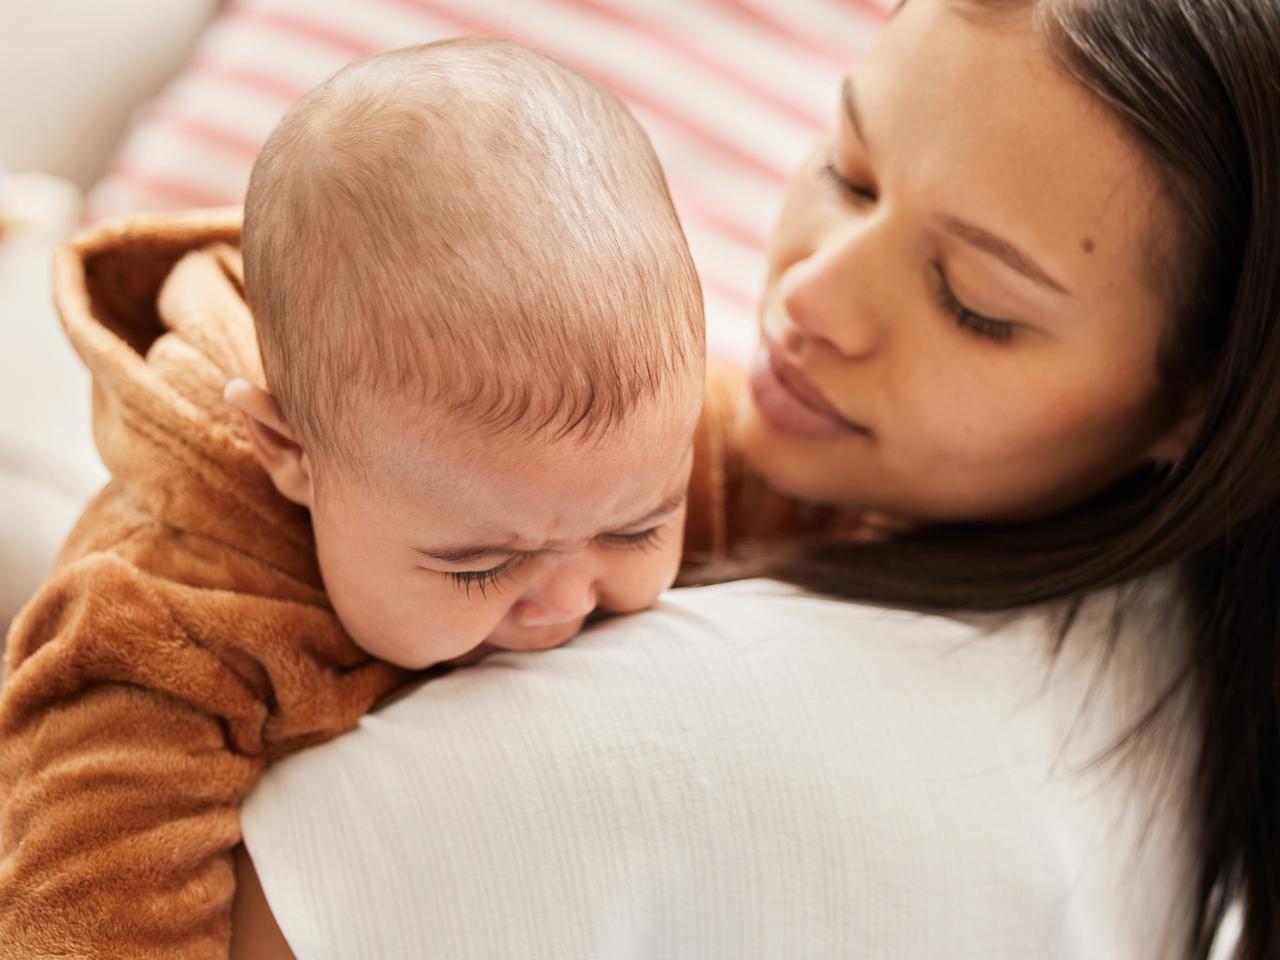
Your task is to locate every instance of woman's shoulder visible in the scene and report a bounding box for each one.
[242,577,1196,959]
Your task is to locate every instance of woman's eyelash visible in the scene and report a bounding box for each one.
[817,161,1015,344]
[599,527,665,551]
[931,265,1015,343]
[818,162,875,202]
[817,157,1016,344]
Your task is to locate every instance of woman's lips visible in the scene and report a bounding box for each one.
[749,345,870,439]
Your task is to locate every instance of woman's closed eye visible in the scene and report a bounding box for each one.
[929,264,1016,343]
[817,157,1018,344]
[818,161,876,203]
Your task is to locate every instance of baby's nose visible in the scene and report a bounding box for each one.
[510,574,598,627]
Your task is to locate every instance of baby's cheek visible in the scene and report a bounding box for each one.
[657,536,684,593]
[604,540,683,613]
[416,587,513,657]
[357,581,506,670]
[642,524,685,595]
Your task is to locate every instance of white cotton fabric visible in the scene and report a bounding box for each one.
[242,577,1197,960]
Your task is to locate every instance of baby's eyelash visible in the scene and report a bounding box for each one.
[599,527,665,552]
[931,264,1015,343]
[446,563,514,598]
[445,527,667,599]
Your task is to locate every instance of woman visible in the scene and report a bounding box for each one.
[233,0,1279,957]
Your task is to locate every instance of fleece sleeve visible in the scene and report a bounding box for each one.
[0,682,257,958]
[683,361,746,563]
[0,551,402,959]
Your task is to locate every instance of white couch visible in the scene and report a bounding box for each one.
[0,1,220,632]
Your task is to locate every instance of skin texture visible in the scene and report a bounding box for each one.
[230,846,293,960]
[737,0,1199,522]
[226,377,700,670]
[230,1,1208,951]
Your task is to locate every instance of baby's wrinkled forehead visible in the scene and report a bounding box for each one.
[317,385,701,552]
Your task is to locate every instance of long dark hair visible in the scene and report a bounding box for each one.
[737,2,1280,956]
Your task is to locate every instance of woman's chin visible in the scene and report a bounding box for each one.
[734,393,849,504]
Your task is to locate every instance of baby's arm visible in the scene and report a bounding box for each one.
[684,360,830,559]
[230,846,296,960]
[682,361,912,562]
[0,550,402,959]
[683,361,746,562]
[0,680,255,958]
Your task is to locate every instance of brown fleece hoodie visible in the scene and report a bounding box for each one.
[0,210,777,958]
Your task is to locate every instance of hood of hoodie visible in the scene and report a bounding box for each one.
[53,208,320,585]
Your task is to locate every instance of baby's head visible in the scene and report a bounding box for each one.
[228,39,705,669]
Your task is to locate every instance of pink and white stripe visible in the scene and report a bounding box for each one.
[87,0,891,362]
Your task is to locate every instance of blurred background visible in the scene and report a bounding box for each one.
[0,0,889,632]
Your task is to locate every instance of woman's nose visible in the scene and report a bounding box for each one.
[510,561,599,627]
[781,225,883,359]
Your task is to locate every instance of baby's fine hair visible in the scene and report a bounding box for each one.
[243,38,704,467]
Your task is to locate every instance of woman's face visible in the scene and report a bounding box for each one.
[737,0,1197,522]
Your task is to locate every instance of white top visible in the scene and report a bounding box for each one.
[242,578,1197,960]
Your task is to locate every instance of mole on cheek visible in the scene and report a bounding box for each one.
[1082,238,1096,254]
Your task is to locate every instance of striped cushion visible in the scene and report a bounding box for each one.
[87,0,890,362]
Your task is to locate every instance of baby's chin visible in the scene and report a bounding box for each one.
[485,618,587,654]
[437,626,581,669]
[440,642,501,668]
[355,618,590,672]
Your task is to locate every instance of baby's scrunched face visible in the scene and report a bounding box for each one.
[307,395,699,670]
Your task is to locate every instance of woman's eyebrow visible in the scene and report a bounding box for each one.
[842,74,1072,297]
[937,214,1072,295]
[841,75,868,145]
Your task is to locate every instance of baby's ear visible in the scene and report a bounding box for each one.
[223,378,314,508]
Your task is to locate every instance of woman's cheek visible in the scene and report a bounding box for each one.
[885,360,967,458]
[767,172,830,273]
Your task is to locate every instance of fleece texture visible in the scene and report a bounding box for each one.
[0,209,766,957]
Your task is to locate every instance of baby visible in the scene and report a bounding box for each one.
[226,38,706,669]
[0,38,709,959]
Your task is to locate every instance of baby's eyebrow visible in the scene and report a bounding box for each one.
[413,491,688,565]
[415,542,522,564]
[624,489,688,530]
